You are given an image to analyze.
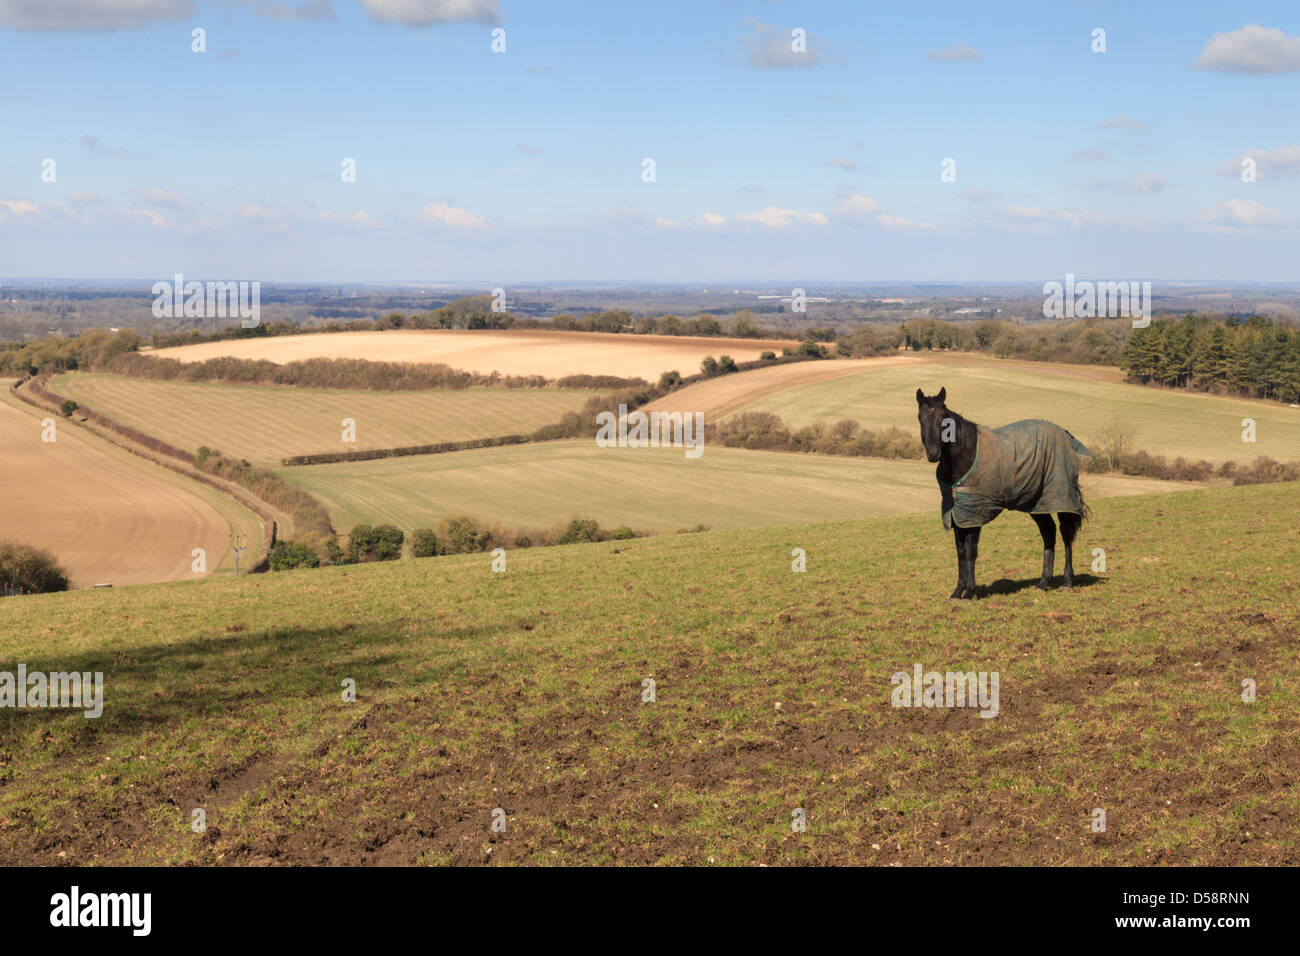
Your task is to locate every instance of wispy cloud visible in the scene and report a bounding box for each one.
[1217,145,1300,178]
[741,20,822,69]
[738,205,828,228]
[81,134,155,161]
[361,0,502,28]
[1098,115,1151,134]
[418,200,492,232]
[1197,198,1282,229]
[925,42,980,62]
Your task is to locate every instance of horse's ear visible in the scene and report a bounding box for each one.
[915,388,925,404]
[937,387,946,404]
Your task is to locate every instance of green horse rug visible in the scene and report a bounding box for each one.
[938,419,1094,530]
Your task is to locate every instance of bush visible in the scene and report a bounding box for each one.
[0,541,70,594]
[657,370,683,390]
[410,528,438,558]
[60,399,79,417]
[797,340,829,359]
[609,526,636,540]
[700,355,719,375]
[718,355,737,373]
[269,540,321,571]
[557,517,604,545]
[347,523,404,562]
[435,516,494,554]
[760,351,777,361]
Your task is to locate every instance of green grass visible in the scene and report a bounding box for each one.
[48,373,593,465]
[279,438,1196,534]
[737,355,1300,464]
[1,481,1296,865]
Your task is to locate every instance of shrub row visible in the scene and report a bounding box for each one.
[103,353,571,391]
[710,411,923,460]
[1084,451,1300,485]
[194,446,334,545]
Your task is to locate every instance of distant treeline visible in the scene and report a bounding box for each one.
[144,294,815,348]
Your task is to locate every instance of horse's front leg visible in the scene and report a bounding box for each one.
[951,526,979,600]
[950,527,966,600]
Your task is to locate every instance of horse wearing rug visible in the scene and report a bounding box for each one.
[916,388,1093,599]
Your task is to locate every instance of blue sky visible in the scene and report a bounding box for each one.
[1,0,1298,282]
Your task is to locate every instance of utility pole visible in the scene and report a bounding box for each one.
[228,533,248,575]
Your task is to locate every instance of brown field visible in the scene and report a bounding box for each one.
[0,391,261,588]
[150,330,796,381]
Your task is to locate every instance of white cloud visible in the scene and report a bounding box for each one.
[832,193,881,218]
[1195,24,1300,73]
[1218,146,1300,178]
[695,213,727,229]
[361,0,502,27]
[127,209,167,228]
[738,206,828,228]
[0,199,38,221]
[651,218,679,230]
[828,158,858,172]
[1197,199,1282,228]
[925,43,980,63]
[419,201,491,232]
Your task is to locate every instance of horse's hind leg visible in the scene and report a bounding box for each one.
[1059,512,1081,589]
[1032,513,1056,590]
[951,527,966,600]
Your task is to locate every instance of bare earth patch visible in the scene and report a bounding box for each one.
[0,392,258,587]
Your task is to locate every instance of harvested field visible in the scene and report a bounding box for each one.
[707,353,1300,464]
[150,330,796,382]
[280,438,1199,535]
[48,374,593,466]
[0,391,262,588]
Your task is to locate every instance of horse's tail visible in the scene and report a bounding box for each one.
[1066,430,1095,461]
[1065,429,1093,522]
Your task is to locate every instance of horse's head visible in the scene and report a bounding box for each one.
[916,387,948,462]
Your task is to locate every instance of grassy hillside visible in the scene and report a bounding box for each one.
[732,354,1300,464]
[48,374,592,466]
[280,439,1196,534]
[0,482,1295,865]
[0,389,262,587]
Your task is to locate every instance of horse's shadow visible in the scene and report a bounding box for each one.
[979,573,1105,597]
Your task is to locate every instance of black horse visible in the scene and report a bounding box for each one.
[916,387,1092,600]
